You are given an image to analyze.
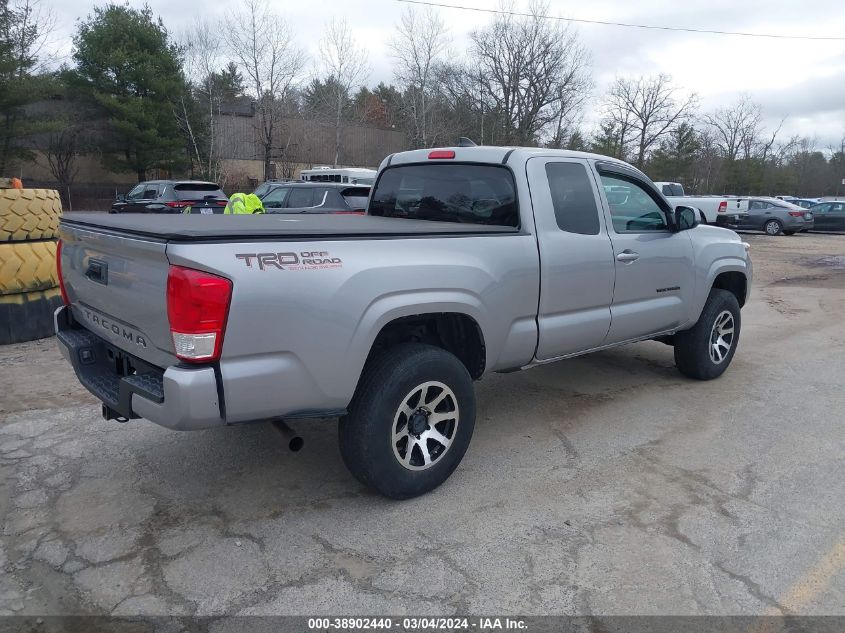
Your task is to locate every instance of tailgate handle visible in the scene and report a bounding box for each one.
[85,259,108,285]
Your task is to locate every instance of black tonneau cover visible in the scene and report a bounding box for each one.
[61,213,520,242]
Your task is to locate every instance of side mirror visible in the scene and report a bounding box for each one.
[674,206,699,231]
[116,194,126,202]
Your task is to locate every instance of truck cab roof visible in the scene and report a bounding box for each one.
[384,146,643,175]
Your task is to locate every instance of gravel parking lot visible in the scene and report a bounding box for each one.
[1,232,843,617]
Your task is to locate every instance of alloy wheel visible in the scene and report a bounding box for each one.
[709,310,735,364]
[392,381,459,471]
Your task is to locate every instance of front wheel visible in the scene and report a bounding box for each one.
[674,289,741,380]
[764,219,783,235]
[339,343,476,499]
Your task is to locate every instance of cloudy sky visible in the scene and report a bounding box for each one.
[45,0,845,146]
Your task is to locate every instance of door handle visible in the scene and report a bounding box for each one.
[616,250,640,263]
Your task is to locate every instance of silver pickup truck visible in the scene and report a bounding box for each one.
[55,147,752,498]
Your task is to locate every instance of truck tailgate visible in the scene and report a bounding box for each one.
[60,223,176,368]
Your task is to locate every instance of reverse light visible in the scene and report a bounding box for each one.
[56,239,70,306]
[718,201,727,213]
[166,266,232,363]
[428,150,455,159]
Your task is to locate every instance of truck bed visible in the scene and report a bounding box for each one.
[61,212,520,241]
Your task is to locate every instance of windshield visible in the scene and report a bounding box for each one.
[369,164,518,227]
[253,182,274,198]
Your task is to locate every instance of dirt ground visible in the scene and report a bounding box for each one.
[0,230,843,618]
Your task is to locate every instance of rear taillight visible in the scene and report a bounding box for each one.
[428,150,455,159]
[215,200,228,206]
[165,201,192,208]
[56,239,70,306]
[166,266,232,363]
[788,211,803,217]
[718,201,727,213]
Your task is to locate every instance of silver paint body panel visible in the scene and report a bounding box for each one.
[58,147,752,429]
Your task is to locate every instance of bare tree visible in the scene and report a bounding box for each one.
[318,18,369,166]
[705,95,762,162]
[179,18,225,181]
[390,6,449,148]
[603,73,697,168]
[226,0,306,180]
[469,0,591,146]
[41,126,83,208]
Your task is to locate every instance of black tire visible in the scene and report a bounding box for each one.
[699,211,707,225]
[339,343,476,499]
[783,230,796,236]
[764,219,783,235]
[0,287,63,345]
[674,288,741,380]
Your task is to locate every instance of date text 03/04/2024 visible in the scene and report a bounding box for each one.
[307,618,527,630]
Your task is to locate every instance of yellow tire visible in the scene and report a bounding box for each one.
[0,240,58,295]
[0,188,62,242]
[0,287,63,344]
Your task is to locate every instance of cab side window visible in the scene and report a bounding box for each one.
[599,174,668,233]
[545,162,600,235]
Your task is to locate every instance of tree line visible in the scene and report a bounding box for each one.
[1,0,843,196]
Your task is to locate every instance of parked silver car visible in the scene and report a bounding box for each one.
[716,198,814,235]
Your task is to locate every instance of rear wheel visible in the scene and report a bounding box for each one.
[764,219,783,235]
[339,343,476,499]
[674,289,741,380]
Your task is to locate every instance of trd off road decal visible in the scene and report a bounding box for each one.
[235,251,343,271]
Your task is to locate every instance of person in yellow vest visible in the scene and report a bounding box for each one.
[182,192,265,215]
[224,192,265,214]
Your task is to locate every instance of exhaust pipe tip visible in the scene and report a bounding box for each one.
[272,419,304,452]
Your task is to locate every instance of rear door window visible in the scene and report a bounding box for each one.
[545,163,600,235]
[141,184,159,199]
[369,164,518,227]
[287,188,315,208]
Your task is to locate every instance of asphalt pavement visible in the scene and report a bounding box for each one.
[1,232,843,617]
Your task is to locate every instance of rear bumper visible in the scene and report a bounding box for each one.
[55,306,224,430]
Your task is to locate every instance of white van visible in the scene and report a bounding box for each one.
[300,167,377,186]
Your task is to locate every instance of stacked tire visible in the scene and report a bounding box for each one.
[0,188,63,345]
